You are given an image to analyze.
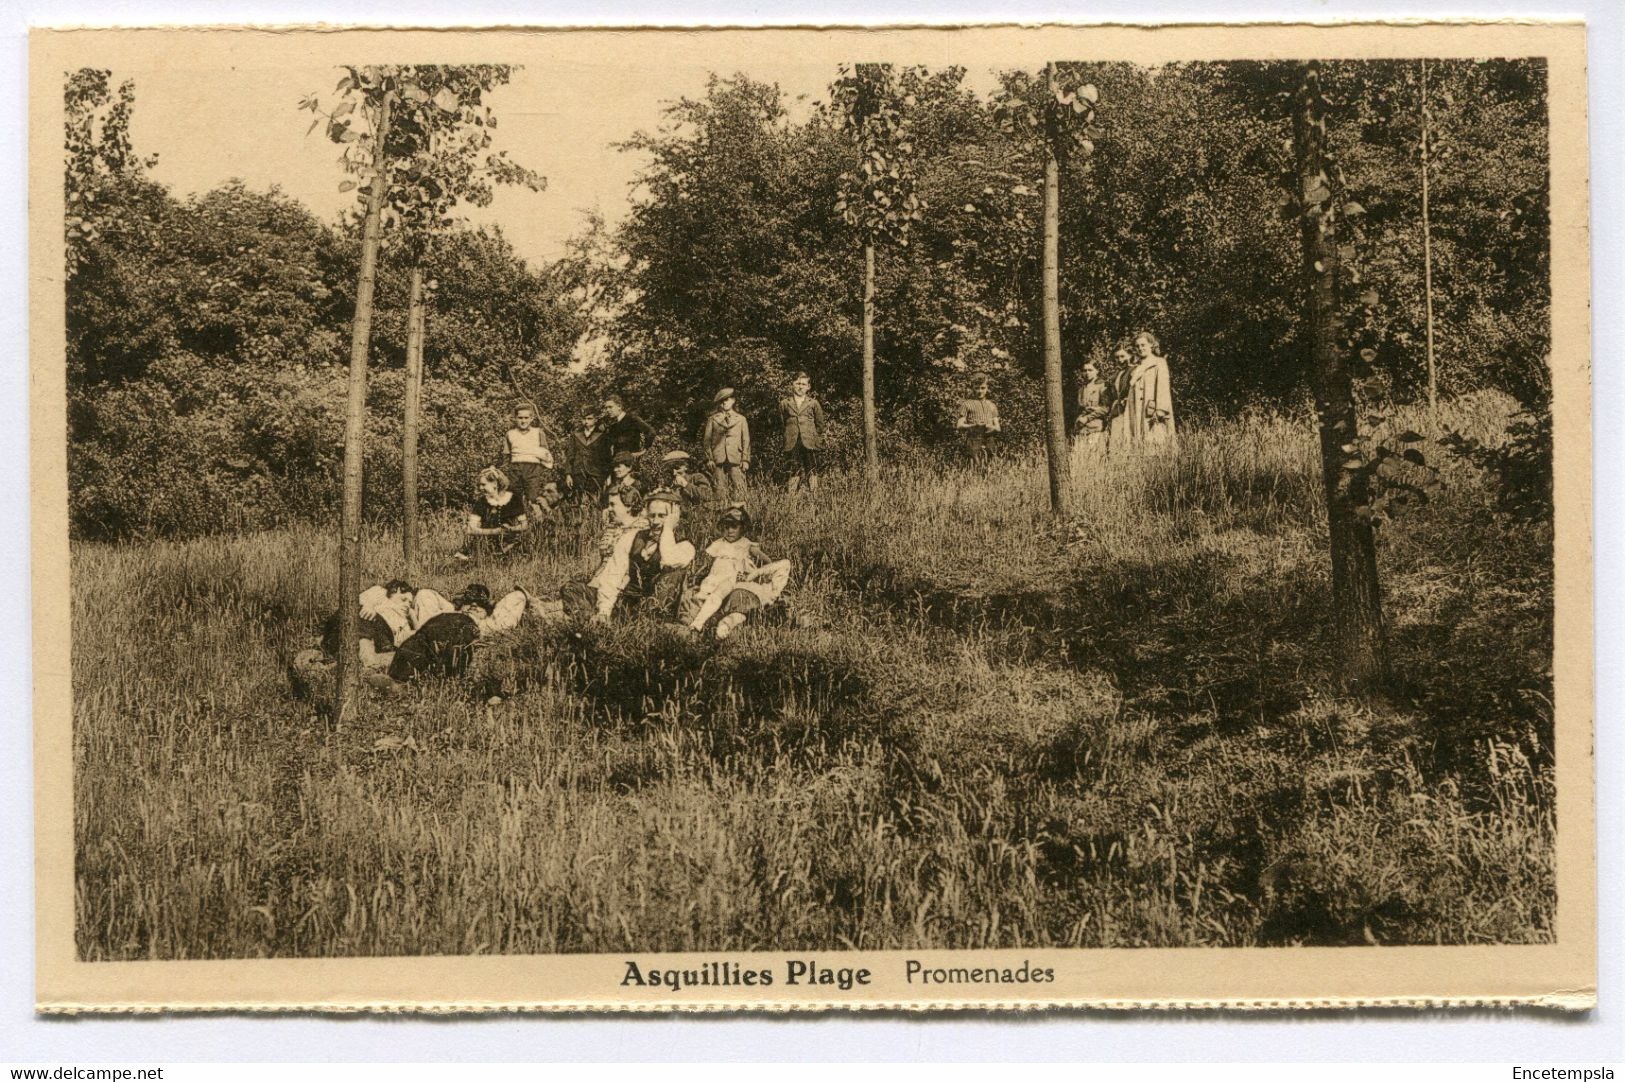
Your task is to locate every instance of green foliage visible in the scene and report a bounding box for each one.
[301,64,546,259]
[69,350,516,539]
[64,61,1552,539]
[1440,410,1553,521]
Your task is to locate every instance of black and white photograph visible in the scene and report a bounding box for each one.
[28,21,1594,1011]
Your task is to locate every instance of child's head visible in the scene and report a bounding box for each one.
[579,409,597,432]
[453,584,494,616]
[1083,361,1100,381]
[713,387,737,413]
[716,504,751,542]
[477,466,510,497]
[611,451,636,480]
[602,394,626,420]
[662,450,692,480]
[791,372,811,395]
[540,480,563,504]
[515,403,535,429]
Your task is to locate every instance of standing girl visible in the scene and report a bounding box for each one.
[1124,331,1176,450]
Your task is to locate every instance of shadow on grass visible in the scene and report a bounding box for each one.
[841,548,1331,734]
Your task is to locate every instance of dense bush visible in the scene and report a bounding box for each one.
[65,59,1550,538]
[69,354,525,538]
[595,60,1550,445]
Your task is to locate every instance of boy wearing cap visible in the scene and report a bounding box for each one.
[703,387,751,502]
[663,450,716,511]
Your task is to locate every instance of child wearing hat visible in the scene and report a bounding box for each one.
[703,387,750,503]
[605,450,642,509]
[663,450,716,511]
[686,504,790,639]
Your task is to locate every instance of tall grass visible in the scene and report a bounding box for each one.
[72,393,1555,958]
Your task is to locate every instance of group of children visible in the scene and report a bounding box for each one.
[476,372,829,543]
[306,343,1176,692]
[1071,330,1178,462]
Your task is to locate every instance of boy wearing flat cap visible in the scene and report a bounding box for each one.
[703,387,750,503]
[663,449,716,512]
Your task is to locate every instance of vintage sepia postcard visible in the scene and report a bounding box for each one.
[30,21,1594,1012]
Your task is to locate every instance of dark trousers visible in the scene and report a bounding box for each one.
[560,569,686,621]
[962,427,995,467]
[507,461,551,504]
[786,443,820,488]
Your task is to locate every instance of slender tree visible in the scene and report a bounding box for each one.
[1290,61,1390,691]
[1038,64,1071,513]
[832,63,924,480]
[995,64,1099,514]
[306,66,544,574]
[401,266,426,568]
[1418,58,1439,417]
[313,68,395,722]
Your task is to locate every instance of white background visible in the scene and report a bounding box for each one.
[2,0,1619,1064]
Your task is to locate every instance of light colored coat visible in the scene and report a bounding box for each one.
[1124,356,1175,447]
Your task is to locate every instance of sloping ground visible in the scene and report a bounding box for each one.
[70,400,1554,957]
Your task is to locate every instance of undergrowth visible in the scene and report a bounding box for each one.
[71,393,1555,958]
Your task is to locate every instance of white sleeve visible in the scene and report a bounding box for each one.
[411,588,454,628]
[485,589,529,633]
[659,531,696,568]
[358,585,389,619]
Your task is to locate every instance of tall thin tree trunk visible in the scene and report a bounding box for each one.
[334,91,393,723]
[1040,132,1071,515]
[1293,62,1389,692]
[402,265,425,572]
[1420,58,1438,417]
[862,241,878,481]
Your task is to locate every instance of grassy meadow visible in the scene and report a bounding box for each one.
[71,394,1556,959]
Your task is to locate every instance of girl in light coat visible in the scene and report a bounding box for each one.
[1123,331,1176,450]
